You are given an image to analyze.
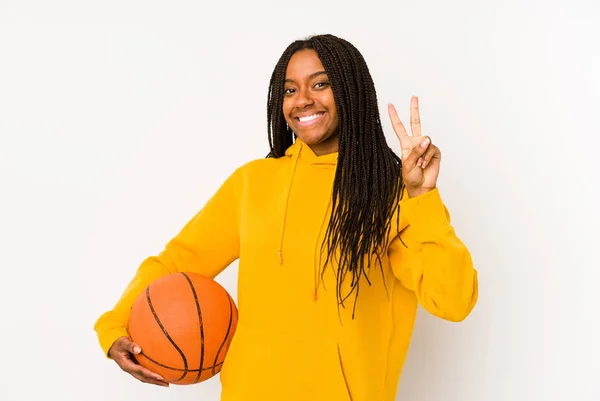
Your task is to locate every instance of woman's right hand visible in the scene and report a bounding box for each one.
[108,336,170,387]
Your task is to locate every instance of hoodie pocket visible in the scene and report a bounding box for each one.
[220,324,352,401]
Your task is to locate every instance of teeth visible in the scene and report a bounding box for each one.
[298,113,323,122]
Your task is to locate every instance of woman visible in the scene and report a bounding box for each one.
[94,34,478,401]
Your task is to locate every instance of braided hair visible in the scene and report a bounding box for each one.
[267,34,404,317]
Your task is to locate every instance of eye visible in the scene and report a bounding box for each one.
[284,88,296,95]
[314,82,330,89]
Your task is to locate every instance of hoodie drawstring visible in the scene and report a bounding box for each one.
[277,139,337,303]
[312,178,334,301]
[277,142,302,265]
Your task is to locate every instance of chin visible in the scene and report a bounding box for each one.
[296,132,331,145]
[299,137,323,145]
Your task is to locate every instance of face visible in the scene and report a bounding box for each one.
[282,49,340,156]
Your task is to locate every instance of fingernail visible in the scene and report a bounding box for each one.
[420,138,429,148]
[156,375,165,381]
[133,346,141,354]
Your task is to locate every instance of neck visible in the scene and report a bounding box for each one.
[307,134,339,156]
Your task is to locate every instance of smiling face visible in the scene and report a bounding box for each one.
[282,49,340,156]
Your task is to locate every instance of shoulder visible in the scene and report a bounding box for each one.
[234,155,290,179]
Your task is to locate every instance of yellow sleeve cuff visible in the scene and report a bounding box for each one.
[94,313,130,358]
[400,188,451,240]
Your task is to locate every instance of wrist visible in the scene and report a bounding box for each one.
[406,186,436,198]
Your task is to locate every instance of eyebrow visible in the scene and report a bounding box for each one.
[284,71,328,84]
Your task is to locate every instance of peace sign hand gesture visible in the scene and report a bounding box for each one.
[388,96,441,198]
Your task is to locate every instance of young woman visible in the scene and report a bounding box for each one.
[94,34,478,401]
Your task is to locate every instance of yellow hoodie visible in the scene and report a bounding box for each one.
[94,138,478,401]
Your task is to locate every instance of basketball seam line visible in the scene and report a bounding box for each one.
[146,285,189,383]
[181,272,205,384]
[140,354,223,372]
[213,293,235,376]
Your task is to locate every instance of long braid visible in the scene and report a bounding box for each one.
[267,34,404,317]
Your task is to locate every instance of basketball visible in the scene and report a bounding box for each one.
[128,272,238,385]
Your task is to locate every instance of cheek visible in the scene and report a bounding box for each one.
[326,95,339,125]
[324,93,337,115]
[282,99,293,123]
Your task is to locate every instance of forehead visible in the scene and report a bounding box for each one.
[285,49,326,79]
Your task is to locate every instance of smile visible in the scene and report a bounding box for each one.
[296,112,325,126]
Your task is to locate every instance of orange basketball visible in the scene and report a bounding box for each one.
[128,272,238,385]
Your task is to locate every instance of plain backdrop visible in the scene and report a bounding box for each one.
[1,0,599,400]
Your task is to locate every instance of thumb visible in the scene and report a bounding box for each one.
[115,336,142,355]
[129,341,142,355]
[404,136,430,168]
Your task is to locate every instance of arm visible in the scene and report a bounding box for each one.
[388,188,478,322]
[94,168,242,356]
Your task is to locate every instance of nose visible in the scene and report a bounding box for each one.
[294,87,314,109]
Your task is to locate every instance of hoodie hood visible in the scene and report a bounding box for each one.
[284,137,339,165]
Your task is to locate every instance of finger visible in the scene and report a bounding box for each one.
[420,143,440,169]
[410,96,422,138]
[109,337,139,358]
[387,103,409,140]
[404,136,431,168]
[115,351,166,382]
[130,360,167,383]
[130,370,170,387]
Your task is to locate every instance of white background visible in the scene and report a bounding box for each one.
[1,0,599,400]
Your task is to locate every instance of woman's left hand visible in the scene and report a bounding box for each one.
[388,96,441,198]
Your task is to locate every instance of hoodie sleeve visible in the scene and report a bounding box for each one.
[93,168,242,357]
[387,188,478,322]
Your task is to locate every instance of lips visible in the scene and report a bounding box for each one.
[297,112,324,122]
[294,112,325,127]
